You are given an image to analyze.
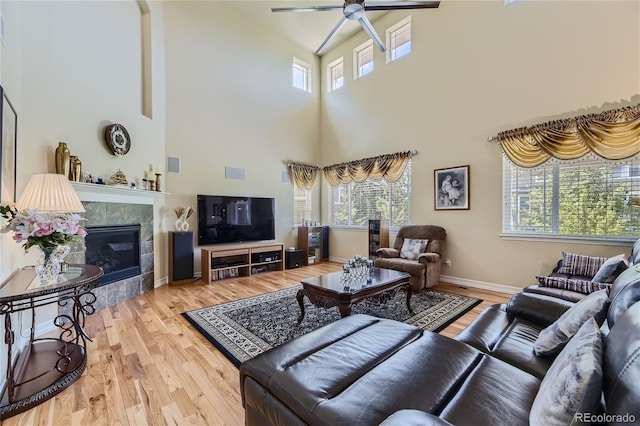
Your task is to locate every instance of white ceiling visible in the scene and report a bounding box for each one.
[223,1,401,55]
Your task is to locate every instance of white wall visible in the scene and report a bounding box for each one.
[319,0,640,288]
[0,0,167,283]
[163,1,321,273]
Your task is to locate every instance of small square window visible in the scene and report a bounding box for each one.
[293,57,311,92]
[386,16,411,63]
[327,57,344,92]
[353,40,374,80]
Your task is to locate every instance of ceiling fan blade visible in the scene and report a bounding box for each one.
[357,15,386,52]
[316,16,348,54]
[364,1,440,11]
[271,5,343,12]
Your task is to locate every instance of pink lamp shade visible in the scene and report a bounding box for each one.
[15,173,85,213]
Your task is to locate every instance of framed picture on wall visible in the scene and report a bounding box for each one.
[434,165,470,210]
[0,85,17,204]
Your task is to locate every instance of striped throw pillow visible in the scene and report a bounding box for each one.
[556,251,608,278]
[536,276,611,295]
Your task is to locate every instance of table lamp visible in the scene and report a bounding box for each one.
[16,173,85,213]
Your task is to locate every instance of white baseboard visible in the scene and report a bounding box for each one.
[155,276,168,288]
[439,274,521,295]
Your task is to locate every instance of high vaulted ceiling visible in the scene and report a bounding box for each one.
[223,1,400,55]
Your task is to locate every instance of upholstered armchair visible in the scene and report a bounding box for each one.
[374,225,446,292]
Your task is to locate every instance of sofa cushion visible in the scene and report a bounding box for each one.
[439,354,541,426]
[400,238,428,260]
[381,410,454,426]
[534,289,609,356]
[536,275,610,295]
[556,251,608,277]
[530,318,603,426]
[591,254,628,284]
[602,301,640,420]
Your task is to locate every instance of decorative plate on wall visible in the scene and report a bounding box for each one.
[104,123,131,156]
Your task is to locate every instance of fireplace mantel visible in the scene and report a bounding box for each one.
[71,181,167,205]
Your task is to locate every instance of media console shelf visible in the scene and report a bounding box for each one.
[201,242,284,283]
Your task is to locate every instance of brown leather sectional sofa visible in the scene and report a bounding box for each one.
[239,265,640,425]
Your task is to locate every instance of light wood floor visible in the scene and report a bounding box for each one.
[3,262,511,426]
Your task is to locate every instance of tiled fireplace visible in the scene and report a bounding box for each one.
[65,198,155,313]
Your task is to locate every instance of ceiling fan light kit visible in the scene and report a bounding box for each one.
[272,0,440,55]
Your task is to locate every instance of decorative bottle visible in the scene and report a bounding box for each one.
[73,157,82,182]
[55,142,70,177]
[69,156,78,181]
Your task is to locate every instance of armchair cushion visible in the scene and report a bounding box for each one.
[400,238,428,260]
[377,247,399,258]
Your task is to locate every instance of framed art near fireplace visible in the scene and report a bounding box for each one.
[435,165,470,210]
[0,85,17,204]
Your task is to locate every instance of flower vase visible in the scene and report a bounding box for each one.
[35,246,64,285]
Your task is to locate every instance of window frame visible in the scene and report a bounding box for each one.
[352,39,374,80]
[292,57,311,93]
[386,16,412,63]
[501,155,640,245]
[327,56,344,92]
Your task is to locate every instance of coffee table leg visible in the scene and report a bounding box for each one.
[405,283,413,314]
[296,289,306,323]
[338,304,352,318]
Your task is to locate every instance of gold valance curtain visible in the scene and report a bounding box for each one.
[497,104,640,168]
[323,151,416,186]
[289,163,319,190]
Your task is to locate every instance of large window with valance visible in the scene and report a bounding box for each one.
[329,160,411,228]
[503,155,640,238]
[500,104,640,240]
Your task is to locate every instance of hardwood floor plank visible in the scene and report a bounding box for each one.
[1,262,512,425]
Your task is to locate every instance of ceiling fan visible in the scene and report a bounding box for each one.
[272,0,440,55]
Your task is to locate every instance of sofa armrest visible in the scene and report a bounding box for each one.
[377,248,399,258]
[506,291,575,326]
[380,410,454,426]
[418,252,440,263]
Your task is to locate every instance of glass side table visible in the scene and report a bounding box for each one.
[0,264,103,419]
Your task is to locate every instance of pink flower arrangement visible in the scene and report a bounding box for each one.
[0,206,87,252]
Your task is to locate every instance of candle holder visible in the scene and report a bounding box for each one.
[155,173,162,192]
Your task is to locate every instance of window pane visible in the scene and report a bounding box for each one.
[355,42,374,78]
[328,58,344,91]
[293,58,310,92]
[387,17,411,63]
[503,156,640,237]
[294,186,312,225]
[390,24,411,61]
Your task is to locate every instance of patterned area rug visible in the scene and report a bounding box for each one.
[183,286,482,367]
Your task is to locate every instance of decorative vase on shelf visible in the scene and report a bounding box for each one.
[55,142,71,177]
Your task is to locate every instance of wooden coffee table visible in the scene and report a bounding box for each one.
[296,267,412,323]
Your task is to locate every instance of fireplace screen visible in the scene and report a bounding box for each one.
[85,224,141,285]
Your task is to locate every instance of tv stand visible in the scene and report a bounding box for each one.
[200,242,284,283]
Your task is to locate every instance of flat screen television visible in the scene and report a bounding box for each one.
[197,195,275,245]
